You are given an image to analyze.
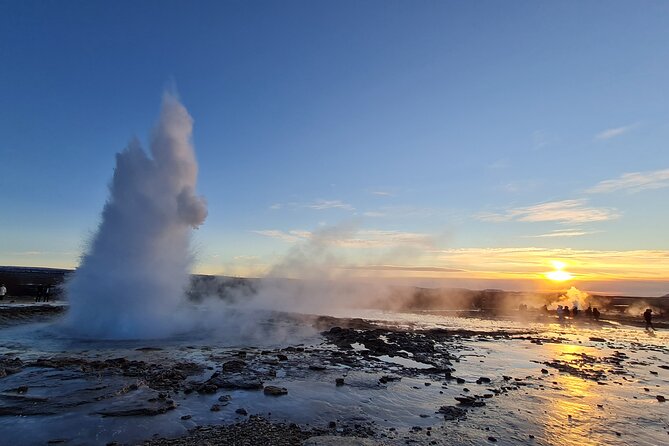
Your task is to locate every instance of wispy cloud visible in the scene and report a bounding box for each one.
[269,199,354,211]
[477,199,619,224]
[371,190,393,197]
[363,211,386,218]
[595,123,636,140]
[361,205,437,220]
[306,199,354,211]
[253,228,432,248]
[525,229,598,238]
[343,265,466,273]
[252,230,312,243]
[586,168,669,194]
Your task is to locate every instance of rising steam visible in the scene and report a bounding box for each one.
[65,93,207,339]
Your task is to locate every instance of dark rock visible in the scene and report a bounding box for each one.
[209,376,264,390]
[488,436,497,442]
[180,414,192,420]
[210,404,221,412]
[335,378,345,386]
[379,375,401,384]
[235,408,248,415]
[218,394,232,403]
[456,378,466,384]
[264,386,288,396]
[196,384,218,394]
[438,405,467,420]
[309,365,327,371]
[222,359,246,372]
[277,354,288,361]
[657,395,666,402]
[96,388,177,417]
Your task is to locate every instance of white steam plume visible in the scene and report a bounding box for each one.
[65,93,207,339]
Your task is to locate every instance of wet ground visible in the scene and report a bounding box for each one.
[0,305,667,445]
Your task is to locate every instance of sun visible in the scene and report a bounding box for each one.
[545,260,573,282]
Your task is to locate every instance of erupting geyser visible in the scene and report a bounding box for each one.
[66,93,207,339]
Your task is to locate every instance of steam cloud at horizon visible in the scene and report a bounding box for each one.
[65,93,207,339]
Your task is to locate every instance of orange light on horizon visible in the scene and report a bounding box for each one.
[545,260,574,282]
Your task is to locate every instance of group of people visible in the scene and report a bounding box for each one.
[35,285,53,302]
[543,302,658,331]
[554,304,601,322]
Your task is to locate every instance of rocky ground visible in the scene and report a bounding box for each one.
[0,306,667,445]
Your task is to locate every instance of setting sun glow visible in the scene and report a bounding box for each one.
[545,260,573,282]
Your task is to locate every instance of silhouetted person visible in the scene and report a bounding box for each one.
[563,306,571,318]
[36,285,46,302]
[572,305,579,318]
[0,284,6,301]
[541,304,549,314]
[557,305,564,321]
[644,309,655,331]
[592,307,601,321]
[44,286,51,303]
[585,305,593,319]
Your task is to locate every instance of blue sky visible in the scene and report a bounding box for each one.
[1,1,668,294]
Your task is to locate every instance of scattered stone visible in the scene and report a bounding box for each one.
[303,436,377,445]
[488,436,497,442]
[180,415,192,420]
[335,378,345,386]
[379,375,401,384]
[263,386,288,396]
[209,376,264,390]
[235,408,248,415]
[222,359,246,372]
[589,337,607,342]
[210,404,221,412]
[657,395,666,402]
[276,354,288,361]
[454,396,485,407]
[438,405,467,420]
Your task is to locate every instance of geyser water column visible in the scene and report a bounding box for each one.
[66,93,207,339]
